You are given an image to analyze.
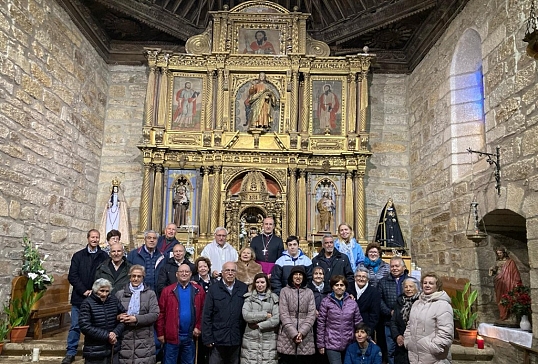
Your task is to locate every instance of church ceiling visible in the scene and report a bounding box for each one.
[57,0,470,73]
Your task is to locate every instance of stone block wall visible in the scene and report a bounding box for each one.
[0,0,109,298]
[95,65,146,249]
[366,74,411,243]
[407,0,538,337]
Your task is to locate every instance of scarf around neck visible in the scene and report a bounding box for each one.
[401,292,420,323]
[363,257,382,273]
[127,282,144,315]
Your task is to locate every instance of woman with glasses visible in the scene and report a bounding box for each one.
[347,267,381,332]
[116,265,159,364]
[317,275,362,364]
[357,242,390,288]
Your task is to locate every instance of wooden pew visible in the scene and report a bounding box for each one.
[11,274,72,339]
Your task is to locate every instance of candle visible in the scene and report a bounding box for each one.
[476,335,484,349]
[32,347,40,361]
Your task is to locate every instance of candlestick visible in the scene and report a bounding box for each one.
[476,335,484,349]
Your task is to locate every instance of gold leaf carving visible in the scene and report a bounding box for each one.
[168,134,202,145]
[185,26,212,55]
[306,35,330,57]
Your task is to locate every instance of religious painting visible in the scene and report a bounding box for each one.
[170,74,204,130]
[238,28,280,55]
[311,78,345,135]
[164,169,198,228]
[234,72,281,132]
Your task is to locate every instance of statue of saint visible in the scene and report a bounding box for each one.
[173,186,189,227]
[316,191,335,232]
[244,72,277,129]
[375,198,405,247]
[99,180,130,246]
[489,246,522,321]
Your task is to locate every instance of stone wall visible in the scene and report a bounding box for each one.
[407,0,537,338]
[94,65,146,249]
[366,74,411,243]
[0,0,109,297]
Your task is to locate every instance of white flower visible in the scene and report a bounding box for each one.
[239,234,244,239]
[42,274,51,282]
[38,270,45,274]
[43,255,49,261]
[28,272,38,280]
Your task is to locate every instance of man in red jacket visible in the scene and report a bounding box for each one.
[157,263,205,364]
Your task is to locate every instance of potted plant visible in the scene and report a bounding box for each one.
[452,281,478,347]
[0,317,11,354]
[5,278,45,343]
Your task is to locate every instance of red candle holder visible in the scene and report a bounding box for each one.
[476,335,484,349]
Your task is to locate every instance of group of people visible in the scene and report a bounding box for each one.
[61,218,454,364]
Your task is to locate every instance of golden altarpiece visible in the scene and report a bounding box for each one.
[137,1,374,257]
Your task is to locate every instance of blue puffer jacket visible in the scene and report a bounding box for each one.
[270,249,312,295]
[344,340,382,364]
[127,246,163,290]
[79,293,125,359]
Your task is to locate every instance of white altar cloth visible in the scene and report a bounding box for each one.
[478,323,532,348]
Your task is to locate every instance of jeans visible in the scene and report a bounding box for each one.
[385,325,396,364]
[326,349,344,364]
[164,337,195,364]
[66,306,81,356]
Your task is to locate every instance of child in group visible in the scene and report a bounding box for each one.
[344,323,382,364]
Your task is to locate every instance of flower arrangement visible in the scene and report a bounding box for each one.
[500,282,532,318]
[21,237,53,292]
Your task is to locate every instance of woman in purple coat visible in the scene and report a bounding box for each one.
[317,275,363,364]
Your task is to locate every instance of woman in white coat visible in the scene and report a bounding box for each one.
[241,273,280,364]
[404,272,453,364]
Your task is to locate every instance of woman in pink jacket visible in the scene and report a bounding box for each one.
[317,275,363,364]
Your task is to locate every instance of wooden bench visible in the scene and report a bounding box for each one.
[11,274,72,339]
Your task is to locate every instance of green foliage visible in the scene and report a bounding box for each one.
[21,236,53,291]
[4,278,45,327]
[452,282,478,330]
[0,318,11,341]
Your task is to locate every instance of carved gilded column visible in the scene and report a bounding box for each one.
[144,62,157,127]
[139,163,152,233]
[345,172,354,224]
[199,166,210,238]
[151,164,164,231]
[297,169,307,240]
[354,172,366,241]
[358,71,368,132]
[156,67,169,126]
[216,69,224,130]
[210,166,222,233]
[287,168,297,236]
[205,70,214,130]
[301,73,310,133]
[347,73,357,134]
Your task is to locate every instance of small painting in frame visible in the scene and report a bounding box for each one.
[238,28,280,55]
[312,80,343,135]
[171,75,204,130]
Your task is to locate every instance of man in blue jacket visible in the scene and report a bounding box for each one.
[127,230,164,290]
[61,229,108,364]
[270,235,312,295]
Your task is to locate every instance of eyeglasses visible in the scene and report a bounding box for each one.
[223,269,236,273]
[178,271,191,274]
[216,234,227,237]
[131,274,144,278]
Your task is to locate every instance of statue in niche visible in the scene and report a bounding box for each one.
[244,72,277,129]
[316,191,335,232]
[375,198,405,247]
[173,185,189,227]
[489,246,522,321]
[99,179,130,246]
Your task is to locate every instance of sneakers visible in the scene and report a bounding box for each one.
[61,355,75,364]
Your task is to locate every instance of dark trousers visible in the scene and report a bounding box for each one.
[208,345,240,364]
[84,352,119,364]
[279,354,313,364]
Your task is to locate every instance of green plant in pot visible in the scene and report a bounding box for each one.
[0,317,10,354]
[452,281,479,347]
[4,278,45,342]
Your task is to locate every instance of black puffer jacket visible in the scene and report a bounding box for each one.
[68,247,108,306]
[312,248,354,286]
[79,293,125,359]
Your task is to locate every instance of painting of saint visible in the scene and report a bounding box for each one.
[238,29,280,55]
[312,80,343,135]
[171,77,203,130]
